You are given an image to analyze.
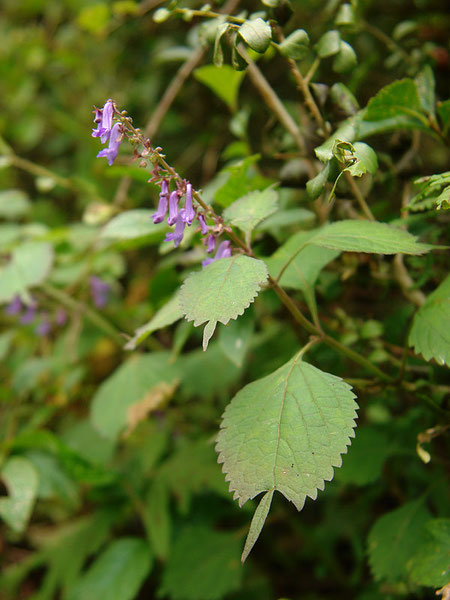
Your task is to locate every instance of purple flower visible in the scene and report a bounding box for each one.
[198,214,209,235]
[90,276,111,309]
[5,295,22,316]
[97,122,123,166]
[206,234,215,254]
[183,183,195,226]
[36,316,51,337]
[202,240,232,267]
[55,308,67,326]
[167,191,180,226]
[152,179,169,224]
[164,210,186,248]
[92,100,114,144]
[20,302,37,324]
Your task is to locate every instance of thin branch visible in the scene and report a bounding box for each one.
[343,171,376,221]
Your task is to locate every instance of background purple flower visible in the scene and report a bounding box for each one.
[5,295,22,316]
[90,276,111,308]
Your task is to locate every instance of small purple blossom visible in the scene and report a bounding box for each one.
[152,179,169,224]
[20,302,37,324]
[90,276,111,309]
[36,316,51,337]
[198,214,209,235]
[183,183,195,225]
[206,234,216,254]
[167,191,180,226]
[164,210,186,248]
[202,240,232,267]
[5,295,22,316]
[92,100,114,144]
[97,122,123,166]
[55,308,67,326]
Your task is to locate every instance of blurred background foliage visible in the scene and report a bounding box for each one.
[0,0,449,599]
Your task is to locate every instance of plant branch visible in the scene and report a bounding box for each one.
[343,171,376,221]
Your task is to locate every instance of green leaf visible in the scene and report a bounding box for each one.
[0,190,31,219]
[315,30,341,58]
[415,65,436,116]
[90,353,179,440]
[238,18,272,53]
[309,220,434,255]
[306,162,331,200]
[194,65,245,112]
[241,489,274,563]
[333,41,357,73]
[408,519,450,587]
[125,293,183,350]
[159,526,242,600]
[179,255,268,350]
[409,275,450,366]
[266,230,339,303]
[335,3,355,26]
[438,99,450,135]
[333,140,378,177]
[216,355,358,513]
[336,427,391,485]
[100,210,165,243]
[257,207,315,232]
[213,22,229,67]
[223,188,278,237]
[278,29,310,60]
[330,83,359,116]
[0,241,54,303]
[67,538,152,600]
[214,155,265,208]
[145,479,171,560]
[368,500,431,582]
[365,79,423,121]
[0,457,39,534]
[218,309,254,368]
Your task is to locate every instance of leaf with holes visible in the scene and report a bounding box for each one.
[179,255,268,350]
[409,275,450,366]
[216,355,358,556]
[309,220,435,255]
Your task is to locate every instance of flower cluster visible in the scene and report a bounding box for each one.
[92,100,123,166]
[91,100,234,266]
[4,296,67,337]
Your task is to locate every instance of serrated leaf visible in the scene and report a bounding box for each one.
[409,275,450,366]
[159,526,242,600]
[368,500,431,582]
[309,220,434,255]
[415,65,435,116]
[67,538,152,600]
[214,154,264,208]
[125,293,183,350]
[0,241,53,303]
[315,30,340,58]
[241,489,274,563]
[365,79,423,121]
[179,255,268,350]
[100,210,165,243]
[194,65,245,112]
[216,355,358,512]
[0,457,39,534]
[278,29,310,60]
[90,353,179,440]
[407,519,450,587]
[238,18,272,53]
[223,188,278,237]
[438,99,450,135]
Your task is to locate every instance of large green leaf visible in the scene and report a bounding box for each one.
[100,210,165,244]
[194,65,245,112]
[216,354,357,516]
[145,478,171,560]
[125,293,183,350]
[408,519,450,587]
[159,526,242,600]
[179,255,268,350]
[0,241,53,303]
[223,188,278,238]
[367,500,431,582]
[67,538,152,600]
[409,275,450,366]
[309,220,434,255]
[365,79,423,121]
[0,456,39,534]
[90,353,179,440]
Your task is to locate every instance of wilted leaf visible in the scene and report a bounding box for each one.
[125,381,178,436]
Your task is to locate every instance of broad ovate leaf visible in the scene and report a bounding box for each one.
[365,78,423,121]
[309,220,434,255]
[100,210,165,243]
[216,354,358,513]
[179,255,268,350]
[407,519,450,587]
[223,188,278,237]
[194,65,245,112]
[0,456,39,534]
[0,241,53,303]
[125,293,183,350]
[409,275,450,366]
